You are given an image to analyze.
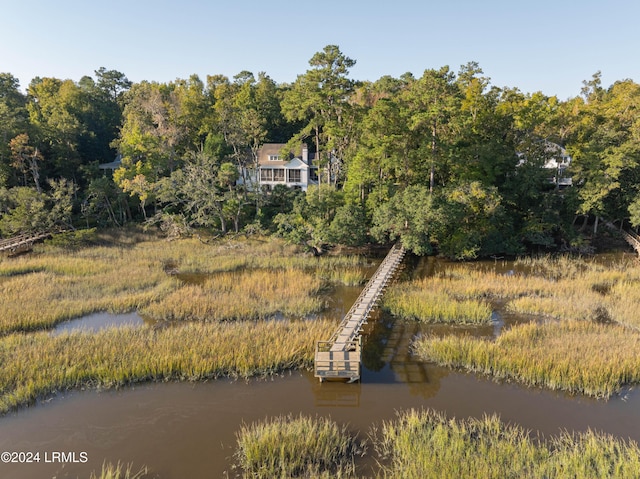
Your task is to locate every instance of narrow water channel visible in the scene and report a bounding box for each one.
[2,362,639,478]
[2,255,639,478]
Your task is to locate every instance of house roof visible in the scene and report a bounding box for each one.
[98,154,122,170]
[257,143,316,166]
[284,158,309,170]
[258,144,288,165]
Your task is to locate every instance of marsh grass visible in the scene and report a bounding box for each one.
[0,233,368,333]
[233,409,640,479]
[401,255,640,397]
[392,255,640,329]
[375,408,640,479]
[162,236,366,275]
[142,269,325,321]
[235,414,358,479]
[383,277,492,324]
[317,265,367,286]
[0,243,179,333]
[515,254,592,280]
[0,319,333,414]
[608,279,640,330]
[89,462,149,479]
[413,320,640,398]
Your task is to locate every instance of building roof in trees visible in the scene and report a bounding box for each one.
[258,143,316,166]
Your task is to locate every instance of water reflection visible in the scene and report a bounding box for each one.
[51,311,150,335]
[3,254,640,478]
[3,364,640,479]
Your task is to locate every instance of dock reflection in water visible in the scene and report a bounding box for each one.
[3,334,640,479]
[3,254,640,478]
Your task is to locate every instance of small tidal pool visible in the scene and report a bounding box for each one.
[51,311,149,336]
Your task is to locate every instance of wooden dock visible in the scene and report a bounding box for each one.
[314,243,406,382]
[605,221,640,256]
[620,228,640,256]
[0,232,53,255]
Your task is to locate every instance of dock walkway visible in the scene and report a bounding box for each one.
[605,221,640,256]
[0,232,52,254]
[314,243,406,382]
[620,229,640,256]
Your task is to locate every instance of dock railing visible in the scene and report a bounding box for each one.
[314,243,405,382]
[0,232,53,254]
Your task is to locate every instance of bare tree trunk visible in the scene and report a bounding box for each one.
[219,214,226,235]
[430,124,436,194]
[29,150,41,193]
[314,126,322,198]
[233,198,242,233]
[104,195,121,227]
[580,214,589,232]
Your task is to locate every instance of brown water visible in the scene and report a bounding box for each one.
[2,366,639,479]
[2,254,640,478]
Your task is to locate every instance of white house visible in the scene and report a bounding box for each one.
[542,142,572,187]
[517,140,573,188]
[242,143,318,192]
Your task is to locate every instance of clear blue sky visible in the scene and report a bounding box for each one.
[1,0,638,100]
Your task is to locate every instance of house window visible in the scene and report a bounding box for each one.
[260,169,273,181]
[273,169,285,181]
[268,155,281,162]
[288,169,301,183]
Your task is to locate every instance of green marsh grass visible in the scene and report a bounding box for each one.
[0,319,334,414]
[233,409,640,478]
[317,265,367,286]
[375,408,640,479]
[383,277,492,324]
[158,235,366,275]
[235,414,358,479]
[413,320,640,398]
[90,462,149,479]
[608,278,640,330]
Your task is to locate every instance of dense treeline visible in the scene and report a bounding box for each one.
[1,45,639,258]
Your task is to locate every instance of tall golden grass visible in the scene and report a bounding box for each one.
[405,255,640,397]
[142,269,325,321]
[0,233,368,333]
[608,279,640,330]
[413,320,640,398]
[0,242,178,333]
[384,284,492,324]
[375,408,640,479]
[89,462,149,479]
[235,414,358,478]
[231,409,640,479]
[391,255,640,328]
[0,319,333,414]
